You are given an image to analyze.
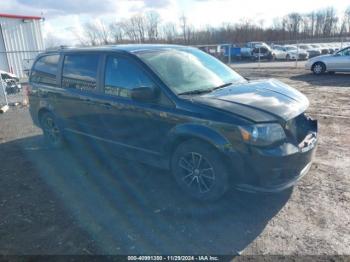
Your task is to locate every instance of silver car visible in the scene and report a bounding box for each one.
[305,46,350,75]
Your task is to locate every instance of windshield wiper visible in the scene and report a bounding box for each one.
[211,82,233,91]
[178,89,213,96]
[178,82,233,96]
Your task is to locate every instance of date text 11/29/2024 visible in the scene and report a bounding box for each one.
[127,255,219,261]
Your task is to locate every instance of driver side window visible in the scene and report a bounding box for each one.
[104,56,154,98]
[338,48,350,56]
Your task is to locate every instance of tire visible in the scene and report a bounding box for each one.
[312,62,326,75]
[171,139,229,201]
[39,111,65,149]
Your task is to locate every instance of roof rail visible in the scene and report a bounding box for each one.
[45,45,74,52]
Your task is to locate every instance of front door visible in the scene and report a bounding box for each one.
[329,47,350,71]
[93,54,176,161]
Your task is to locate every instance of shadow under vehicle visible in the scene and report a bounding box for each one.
[0,134,292,254]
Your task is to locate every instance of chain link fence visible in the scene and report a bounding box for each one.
[195,37,350,66]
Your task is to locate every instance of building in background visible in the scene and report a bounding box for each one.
[0,13,45,79]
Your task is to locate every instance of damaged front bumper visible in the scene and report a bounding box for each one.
[234,116,318,193]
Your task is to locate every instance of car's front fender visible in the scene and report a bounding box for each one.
[163,123,235,156]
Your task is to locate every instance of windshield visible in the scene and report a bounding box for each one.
[137,48,246,95]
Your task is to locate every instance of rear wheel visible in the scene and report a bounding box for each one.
[171,139,229,201]
[312,62,326,75]
[39,111,65,149]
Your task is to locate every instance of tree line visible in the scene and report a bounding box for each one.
[75,7,350,46]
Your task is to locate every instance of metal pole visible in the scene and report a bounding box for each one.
[228,44,231,65]
[258,47,261,68]
[295,41,299,68]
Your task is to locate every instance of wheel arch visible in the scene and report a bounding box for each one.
[164,123,232,155]
[38,107,52,123]
[163,123,244,182]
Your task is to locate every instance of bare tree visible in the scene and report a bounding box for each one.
[109,22,124,43]
[179,14,188,44]
[132,15,146,43]
[161,22,177,43]
[72,6,349,48]
[145,11,161,42]
[80,20,111,46]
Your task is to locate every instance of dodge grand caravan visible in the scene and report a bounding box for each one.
[28,45,318,200]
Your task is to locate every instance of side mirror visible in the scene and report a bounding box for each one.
[131,86,159,103]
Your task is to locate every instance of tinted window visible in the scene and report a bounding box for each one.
[31,54,59,86]
[104,56,153,98]
[337,47,350,56]
[62,54,99,90]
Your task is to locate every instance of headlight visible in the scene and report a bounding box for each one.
[239,123,286,146]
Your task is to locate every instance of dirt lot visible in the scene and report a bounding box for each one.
[0,67,349,256]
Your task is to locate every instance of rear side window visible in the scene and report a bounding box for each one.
[104,56,153,98]
[31,54,59,86]
[62,54,99,90]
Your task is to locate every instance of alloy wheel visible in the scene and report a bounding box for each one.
[42,115,61,145]
[313,64,323,74]
[178,152,215,194]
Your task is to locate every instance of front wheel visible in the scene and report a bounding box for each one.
[312,62,326,75]
[39,111,65,149]
[171,139,229,201]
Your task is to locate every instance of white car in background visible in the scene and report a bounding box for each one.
[271,45,289,60]
[298,44,321,58]
[283,45,309,60]
[305,46,350,74]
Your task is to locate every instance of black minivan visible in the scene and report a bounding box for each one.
[28,44,318,200]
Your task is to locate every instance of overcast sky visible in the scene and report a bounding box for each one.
[1,0,349,46]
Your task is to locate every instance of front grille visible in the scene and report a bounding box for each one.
[285,113,310,143]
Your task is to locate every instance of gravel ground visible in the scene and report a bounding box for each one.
[0,68,349,256]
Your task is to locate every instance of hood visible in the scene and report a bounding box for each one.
[191,79,309,123]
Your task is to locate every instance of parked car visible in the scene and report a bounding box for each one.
[271,45,289,60]
[310,44,329,54]
[240,42,272,59]
[283,45,309,60]
[298,44,321,58]
[305,46,350,75]
[251,44,274,61]
[0,70,21,94]
[28,45,318,200]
